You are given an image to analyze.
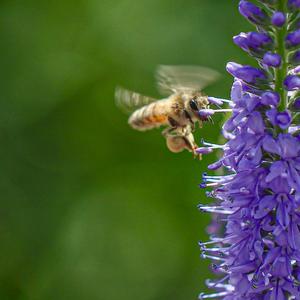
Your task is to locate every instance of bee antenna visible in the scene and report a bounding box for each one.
[208,116,214,124]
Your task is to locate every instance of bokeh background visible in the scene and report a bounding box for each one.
[0,1,253,299]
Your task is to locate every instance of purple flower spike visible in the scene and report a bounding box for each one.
[284,75,300,90]
[200,1,300,299]
[286,29,300,48]
[263,52,281,67]
[239,0,268,26]
[226,62,267,85]
[261,91,280,106]
[272,11,286,27]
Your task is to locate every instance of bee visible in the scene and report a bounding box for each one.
[115,65,219,158]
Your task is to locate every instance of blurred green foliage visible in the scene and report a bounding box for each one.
[0,0,253,299]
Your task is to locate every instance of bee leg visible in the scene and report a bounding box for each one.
[182,132,201,160]
[194,150,202,160]
[181,125,193,136]
[180,126,196,150]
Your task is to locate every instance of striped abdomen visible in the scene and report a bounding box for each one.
[128,99,170,131]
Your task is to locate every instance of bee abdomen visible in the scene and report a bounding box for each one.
[128,101,168,131]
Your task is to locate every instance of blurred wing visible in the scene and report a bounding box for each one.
[115,86,158,114]
[156,65,220,96]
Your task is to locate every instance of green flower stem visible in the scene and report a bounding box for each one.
[276,0,288,111]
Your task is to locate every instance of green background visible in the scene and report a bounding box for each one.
[0,1,253,299]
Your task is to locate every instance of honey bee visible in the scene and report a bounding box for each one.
[116,65,219,158]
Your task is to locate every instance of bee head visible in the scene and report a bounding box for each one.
[186,93,209,121]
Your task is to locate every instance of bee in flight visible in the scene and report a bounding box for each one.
[115,65,220,159]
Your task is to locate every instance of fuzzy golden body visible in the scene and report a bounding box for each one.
[128,97,171,130]
[116,65,219,157]
[128,92,209,131]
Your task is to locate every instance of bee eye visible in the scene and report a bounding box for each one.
[189,99,198,111]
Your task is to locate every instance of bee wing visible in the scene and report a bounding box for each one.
[156,65,220,96]
[115,86,158,114]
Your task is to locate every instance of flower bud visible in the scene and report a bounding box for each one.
[226,62,267,85]
[286,29,300,49]
[248,32,272,48]
[288,0,300,11]
[266,109,292,130]
[289,50,300,66]
[291,97,300,111]
[263,52,281,67]
[275,111,292,130]
[233,32,273,58]
[233,33,249,51]
[284,75,300,90]
[271,12,286,27]
[239,1,269,26]
[261,91,280,106]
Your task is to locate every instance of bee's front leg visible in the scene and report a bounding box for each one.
[178,126,201,159]
[182,132,201,160]
[183,125,201,159]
